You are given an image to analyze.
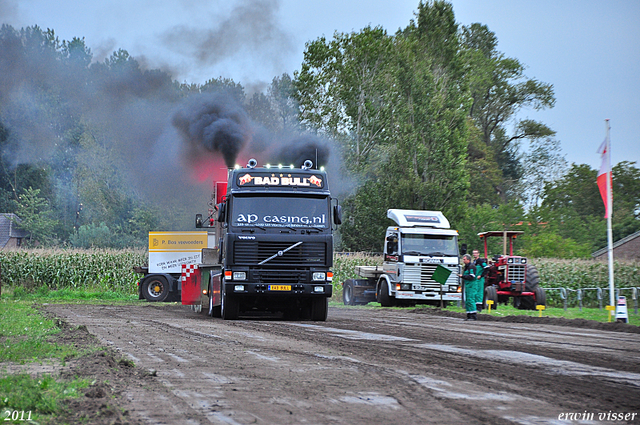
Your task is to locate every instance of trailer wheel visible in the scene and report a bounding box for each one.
[343,280,356,306]
[484,286,498,310]
[142,276,170,302]
[377,280,396,307]
[534,286,546,307]
[310,297,328,321]
[221,286,239,320]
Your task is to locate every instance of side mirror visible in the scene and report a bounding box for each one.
[217,203,226,223]
[460,243,467,255]
[195,214,203,228]
[333,205,343,225]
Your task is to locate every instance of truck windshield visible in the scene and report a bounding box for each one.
[401,234,458,256]
[230,195,330,230]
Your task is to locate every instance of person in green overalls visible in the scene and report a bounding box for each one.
[459,254,481,321]
[473,249,488,312]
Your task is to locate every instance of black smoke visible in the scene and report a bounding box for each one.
[274,135,330,168]
[172,93,251,168]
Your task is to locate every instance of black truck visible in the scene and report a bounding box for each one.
[192,159,342,320]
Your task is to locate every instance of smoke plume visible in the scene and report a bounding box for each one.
[172,93,251,168]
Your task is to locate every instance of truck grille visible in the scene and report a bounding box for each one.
[404,265,445,289]
[507,264,526,282]
[234,241,326,266]
[252,269,307,284]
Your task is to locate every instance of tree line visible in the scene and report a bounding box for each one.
[1,1,638,257]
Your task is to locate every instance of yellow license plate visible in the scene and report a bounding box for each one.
[268,285,291,291]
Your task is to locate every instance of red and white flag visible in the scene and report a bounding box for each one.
[597,138,612,218]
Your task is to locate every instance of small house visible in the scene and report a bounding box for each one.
[592,230,640,261]
[0,213,28,249]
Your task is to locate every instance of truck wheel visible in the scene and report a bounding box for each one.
[208,286,221,318]
[343,281,356,306]
[221,287,239,320]
[484,286,498,310]
[311,297,328,321]
[377,280,395,307]
[142,276,170,302]
[534,287,546,307]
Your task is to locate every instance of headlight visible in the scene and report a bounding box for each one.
[508,258,514,264]
[449,285,458,292]
[313,286,324,293]
[234,285,245,292]
[233,271,246,280]
[521,258,527,264]
[312,272,326,281]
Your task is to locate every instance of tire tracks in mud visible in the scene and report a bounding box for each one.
[43,303,640,424]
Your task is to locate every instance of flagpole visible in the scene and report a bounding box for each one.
[605,119,614,307]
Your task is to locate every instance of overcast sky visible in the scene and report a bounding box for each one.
[2,0,639,170]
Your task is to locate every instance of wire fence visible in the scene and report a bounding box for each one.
[543,286,639,314]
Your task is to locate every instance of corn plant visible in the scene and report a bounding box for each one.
[0,248,147,294]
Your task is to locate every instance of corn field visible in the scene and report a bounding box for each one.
[0,248,146,294]
[1,250,637,307]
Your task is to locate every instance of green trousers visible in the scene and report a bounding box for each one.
[464,280,483,313]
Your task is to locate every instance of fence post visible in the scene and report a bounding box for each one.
[576,289,582,312]
[634,287,638,315]
[560,287,567,312]
[597,287,603,311]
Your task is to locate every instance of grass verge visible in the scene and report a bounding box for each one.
[330,301,640,326]
[0,299,101,424]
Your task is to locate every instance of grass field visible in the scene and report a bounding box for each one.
[0,298,102,424]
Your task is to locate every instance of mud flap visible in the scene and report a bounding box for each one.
[181,264,201,306]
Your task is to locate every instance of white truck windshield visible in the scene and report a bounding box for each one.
[401,234,458,256]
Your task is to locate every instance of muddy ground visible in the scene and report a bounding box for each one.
[31,304,640,424]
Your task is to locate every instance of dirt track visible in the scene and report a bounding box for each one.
[43,303,640,424]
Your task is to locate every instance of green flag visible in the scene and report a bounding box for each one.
[432,264,452,285]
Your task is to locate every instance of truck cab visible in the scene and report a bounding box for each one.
[205,159,341,320]
[379,210,462,305]
[341,209,462,307]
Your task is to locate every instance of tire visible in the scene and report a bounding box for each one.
[525,264,540,291]
[310,297,328,321]
[142,276,170,302]
[516,264,541,310]
[534,286,546,307]
[221,284,239,320]
[377,280,396,307]
[208,285,221,318]
[484,285,498,310]
[343,281,356,306]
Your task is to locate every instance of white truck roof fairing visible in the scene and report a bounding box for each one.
[387,209,450,229]
[387,227,458,237]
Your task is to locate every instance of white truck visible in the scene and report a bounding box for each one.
[342,209,463,307]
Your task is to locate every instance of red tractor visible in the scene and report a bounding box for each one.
[478,231,546,310]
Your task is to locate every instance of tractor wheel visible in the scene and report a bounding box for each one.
[534,286,547,307]
[377,280,396,307]
[142,276,170,302]
[515,263,541,310]
[484,286,498,310]
[525,264,540,291]
[343,280,356,306]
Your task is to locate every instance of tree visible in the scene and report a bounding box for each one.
[294,26,394,174]
[460,23,556,202]
[268,73,299,132]
[13,187,58,245]
[338,1,471,250]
